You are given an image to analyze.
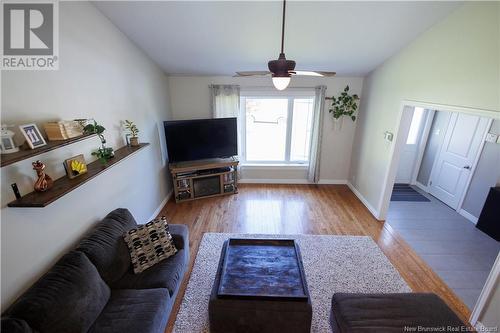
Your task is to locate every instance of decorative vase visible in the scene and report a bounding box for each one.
[333,117,344,131]
[130,137,139,147]
[33,160,53,192]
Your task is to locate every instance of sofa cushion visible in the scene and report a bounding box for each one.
[123,216,177,274]
[331,293,465,333]
[111,249,187,296]
[89,288,171,333]
[169,224,189,250]
[1,317,34,333]
[5,251,110,333]
[77,208,137,284]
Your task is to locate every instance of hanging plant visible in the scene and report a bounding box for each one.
[328,85,360,122]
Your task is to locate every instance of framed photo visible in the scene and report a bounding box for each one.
[19,123,47,149]
[64,154,88,179]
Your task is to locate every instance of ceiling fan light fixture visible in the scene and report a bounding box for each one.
[272,76,291,91]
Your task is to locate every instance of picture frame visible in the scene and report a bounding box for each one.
[64,154,88,179]
[19,123,47,149]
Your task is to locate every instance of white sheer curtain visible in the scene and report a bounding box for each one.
[210,84,240,118]
[210,84,241,169]
[307,85,327,183]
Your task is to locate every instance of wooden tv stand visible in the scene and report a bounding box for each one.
[169,157,239,203]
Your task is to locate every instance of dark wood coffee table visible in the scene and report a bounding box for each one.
[209,238,312,333]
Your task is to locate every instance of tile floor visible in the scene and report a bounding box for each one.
[386,186,500,310]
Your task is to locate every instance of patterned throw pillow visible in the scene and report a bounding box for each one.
[123,216,178,274]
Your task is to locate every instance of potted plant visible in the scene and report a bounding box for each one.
[83,120,114,166]
[328,85,360,130]
[124,120,140,147]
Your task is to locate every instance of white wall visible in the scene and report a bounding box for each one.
[461,119,500,218]
[0,2,172,309]
[168,76,363,183]
[349,2,500,218]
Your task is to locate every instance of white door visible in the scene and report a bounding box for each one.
[429,112,489,209]
[396,108,426,183]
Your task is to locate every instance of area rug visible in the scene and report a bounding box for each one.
[173,233,411,332]
[391,183,431,202]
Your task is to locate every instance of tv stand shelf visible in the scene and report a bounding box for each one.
[169,158,238,203]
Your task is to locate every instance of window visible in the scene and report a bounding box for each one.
[241,93,315,164]
[406,107,425,144]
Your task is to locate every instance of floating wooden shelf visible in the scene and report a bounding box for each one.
[7,143,149,208]
[1,133,97,168]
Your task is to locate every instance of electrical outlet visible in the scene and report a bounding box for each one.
[485,133,498,143]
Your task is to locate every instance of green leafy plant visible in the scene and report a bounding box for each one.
[328,85,360,121]
[124,120,139,137]
[84,120,114,165]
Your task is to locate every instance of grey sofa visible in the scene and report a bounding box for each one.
[1,208,189,333]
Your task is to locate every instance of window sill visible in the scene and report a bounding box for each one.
[241,163,309,169]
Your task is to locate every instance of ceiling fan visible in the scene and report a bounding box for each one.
[235,0,336,90]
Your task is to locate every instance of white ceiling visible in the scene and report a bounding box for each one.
[93,1,461,76]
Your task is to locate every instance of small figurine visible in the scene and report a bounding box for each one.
[33,160,53,192]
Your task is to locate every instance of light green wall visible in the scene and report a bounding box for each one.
[350,2,500,216]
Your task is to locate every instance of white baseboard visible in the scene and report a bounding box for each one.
[317,179,348,185]
[414,181,429,193]
[149,190,173,220]
[459,208,478,225]
[238,178,348,185]
[474,321,487,332]
[239,178,311,184]
[347,182,381,220]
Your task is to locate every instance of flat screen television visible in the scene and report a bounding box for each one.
[164,118,237,163]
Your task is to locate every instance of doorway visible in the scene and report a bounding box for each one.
[391,107,493,214]
[381,101,500,316]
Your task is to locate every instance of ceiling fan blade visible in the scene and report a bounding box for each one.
[293,70,336,77]
[234,71,271,77]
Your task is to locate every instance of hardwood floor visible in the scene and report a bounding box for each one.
[160,184,471,332]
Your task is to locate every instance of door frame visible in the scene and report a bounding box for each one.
[377,100,498,222]
[470,252,500,328]
[410,109,435,185]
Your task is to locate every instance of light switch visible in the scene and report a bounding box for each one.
[485,133,499,143]
[384,131,393,142]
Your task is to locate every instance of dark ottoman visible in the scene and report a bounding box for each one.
[331,293,466,333]
[209,239,312,333]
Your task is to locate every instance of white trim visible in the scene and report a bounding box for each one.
[149,190,173,221]
[458,208,479,224]
[470,252,500,325]
[317,179,348,185]
[239,178,311,184]
[402,100,500,120]
[347,182,382,220]
[456,118,493,211]
[239,178,347,185]
[474,322,488,332]
[241,164,308,169]
[240,87,316,97]
[415,181,429,193]
[411,109,435,185]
